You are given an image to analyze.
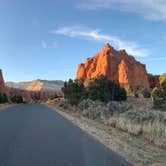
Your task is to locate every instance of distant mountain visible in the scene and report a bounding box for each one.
[6,79,64,92]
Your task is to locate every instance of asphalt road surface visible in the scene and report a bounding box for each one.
[0,104,132,166]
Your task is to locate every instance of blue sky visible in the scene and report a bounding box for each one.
[0,0,166,82]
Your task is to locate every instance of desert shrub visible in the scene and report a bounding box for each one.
[79,99,108,119]
[124,85,133,96]
[142,89,151,98]
[0,93,8,104]
[79,98,95,111]
[9,93,23,103]
[134,92,139,98]
[107,101,131,114]
[87,76,127,102]
[62,79,86,105]
[152,73,166,110]
[108,110,166,148]
[81,104,108,120]
[79,99,130,120]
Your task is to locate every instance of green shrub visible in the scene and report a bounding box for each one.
[152,73,166,110]
[9,94,23,103]
[62,77,127,105]
[62,79,86,105]
[87,76,127,102]
[0,93,8,104]
[142,89,151,98]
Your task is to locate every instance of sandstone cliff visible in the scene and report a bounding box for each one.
[0,69,6,93]
[76,43,150,88]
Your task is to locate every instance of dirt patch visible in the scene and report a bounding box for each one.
[46,102,166,166]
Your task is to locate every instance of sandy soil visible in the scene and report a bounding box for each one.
[46,102,166,166]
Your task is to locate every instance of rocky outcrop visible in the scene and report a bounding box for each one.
[0,69,6,93]
[77,43,150,88]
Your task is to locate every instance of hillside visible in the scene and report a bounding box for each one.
[6,79,64,92]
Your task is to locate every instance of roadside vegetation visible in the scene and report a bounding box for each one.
[60,74,166,150]
[8,92,24,104]
[0,93,8,104]
[151,74,166,110]
[62,76,127,106]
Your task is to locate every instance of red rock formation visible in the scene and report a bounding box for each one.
[0,69,6,93]
[76,43,150,88]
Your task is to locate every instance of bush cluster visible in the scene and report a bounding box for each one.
[151,73,166,110]
[9,93,24,103]
[0,93,8,104]
[62,79,86,105]
[87,76,127,102]
[62,76,127,105]
[79,99,130,120]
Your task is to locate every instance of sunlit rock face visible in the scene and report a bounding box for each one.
[0,69,6,93]
[76,43,150,88]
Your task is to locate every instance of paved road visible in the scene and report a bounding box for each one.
[0,104,132,166]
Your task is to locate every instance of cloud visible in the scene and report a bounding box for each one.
[78,0,166,21]
[52,26,149,57]
[41,40,57,49]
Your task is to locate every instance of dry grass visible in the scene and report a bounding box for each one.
[109,110,166,148]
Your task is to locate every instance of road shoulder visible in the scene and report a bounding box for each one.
[0,104,16,111]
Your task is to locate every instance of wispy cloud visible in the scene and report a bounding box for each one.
[41,40,57,49]
[78,0,166,21]
[52,26,149,57]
